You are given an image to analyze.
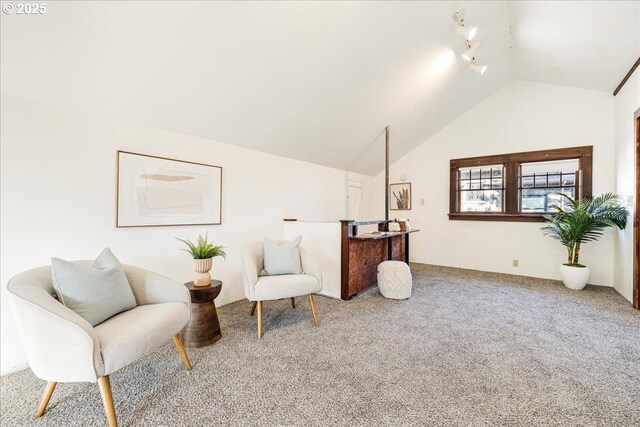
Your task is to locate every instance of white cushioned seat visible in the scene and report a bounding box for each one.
[254,274,321,301]
[8,261,193,427]
[242,241,323,338]
[377,261,412,300]
[95,302,189,374]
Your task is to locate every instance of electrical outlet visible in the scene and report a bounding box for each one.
[512,259,519,268]
[420,198,425,206]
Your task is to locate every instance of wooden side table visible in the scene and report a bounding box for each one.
[181,280,223,348]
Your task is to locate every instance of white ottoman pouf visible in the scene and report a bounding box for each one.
[377,261,412,299]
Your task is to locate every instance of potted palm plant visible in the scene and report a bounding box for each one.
[541,193,628,290]
[177,232,226,287]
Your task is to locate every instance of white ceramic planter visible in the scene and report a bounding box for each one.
[193,258,213,287]
[558,264,590,290]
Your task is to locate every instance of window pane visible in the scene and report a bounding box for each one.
[520,159,579,213]
[534,175,547,187]
[460,190,503,212]
[458,164,504,212]
[521,188,575,212]
[547,173,561,187]
[521,176,533,188]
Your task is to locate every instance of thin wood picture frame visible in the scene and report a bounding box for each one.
[390,182,411,210]
[116,151,222,228]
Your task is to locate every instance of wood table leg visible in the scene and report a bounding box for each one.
[97,376,117,427]
[35,381,56,418]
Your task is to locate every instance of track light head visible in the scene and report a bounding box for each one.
[470,61,487,75]
[465,26,478,41]
[461,43,478,62]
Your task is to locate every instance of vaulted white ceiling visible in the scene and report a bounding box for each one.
[1,2,638,175]
[510,1,639,92]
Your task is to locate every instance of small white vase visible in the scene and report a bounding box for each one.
[558,264,590,290]
[193,258,213,287]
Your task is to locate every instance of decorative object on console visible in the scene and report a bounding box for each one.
[389,222,401,232]
[541,193,628,290]
[177,232,226,287]
[396,218,411,232]
[117,151,222,227]
[390,183,412,210]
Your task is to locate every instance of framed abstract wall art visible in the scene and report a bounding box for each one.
[116,151,222,227]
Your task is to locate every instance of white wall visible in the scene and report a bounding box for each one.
[346,171,377,221]
[613,71,639,302]
[373,80,617,286]
[0,94,350,375]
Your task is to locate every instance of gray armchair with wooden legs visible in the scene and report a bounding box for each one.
[7,264,193,427]
[242,242,323,338]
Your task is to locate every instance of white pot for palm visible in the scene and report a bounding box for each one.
[558,264,590,290]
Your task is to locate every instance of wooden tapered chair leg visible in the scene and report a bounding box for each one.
[250,301,257,316]
[257,301,263,338]
[291,297,296,309]
[172,334,192,371]
[35,381,57,418]
[308,294,319,326]
[97,376,117,427]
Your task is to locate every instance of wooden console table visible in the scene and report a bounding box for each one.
[182,280,223,348]
[340,220,419,300]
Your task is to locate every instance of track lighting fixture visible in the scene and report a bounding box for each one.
[452,9,487,75]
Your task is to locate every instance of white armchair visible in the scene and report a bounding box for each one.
[7,262,193,427]
[242,242,322,338]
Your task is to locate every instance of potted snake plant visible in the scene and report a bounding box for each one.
[177,232,226,287]
[541,193,628,290]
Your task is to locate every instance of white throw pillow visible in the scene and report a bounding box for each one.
[51,248,137,326]
[262,235,303,276]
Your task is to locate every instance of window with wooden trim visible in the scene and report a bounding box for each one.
[449,146,593,222]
